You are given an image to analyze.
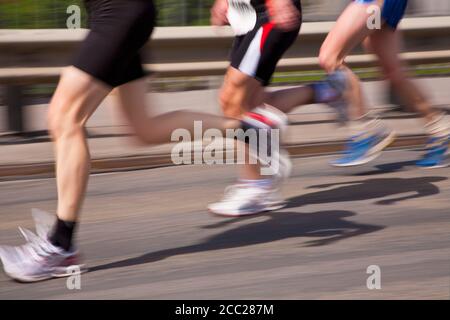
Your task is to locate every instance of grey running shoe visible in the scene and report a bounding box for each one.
[0,209,83,282]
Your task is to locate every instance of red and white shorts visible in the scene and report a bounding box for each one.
[228,0,302,86]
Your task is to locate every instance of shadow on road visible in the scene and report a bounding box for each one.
[90,176,445,273]
[355,160,421,176]
[90,210,383,273]
[286,176,446,207]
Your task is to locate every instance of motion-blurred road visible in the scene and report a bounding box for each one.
[0,150,449,299]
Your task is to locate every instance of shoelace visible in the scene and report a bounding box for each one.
[344,129,385,154]
[20,229,57,263]
[222,184,250,201]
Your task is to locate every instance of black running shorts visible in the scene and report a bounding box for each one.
[72,0,156,88]
[229,0,302,86]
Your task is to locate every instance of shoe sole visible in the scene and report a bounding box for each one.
[417,163,449,169]
[3,264,87,283]
[331,131,397,167]
[208,201,287,218]
[5,271,58,283]
[416,146,449,169]
[53,264,88,278]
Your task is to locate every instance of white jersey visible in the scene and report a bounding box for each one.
[227,0,258,35]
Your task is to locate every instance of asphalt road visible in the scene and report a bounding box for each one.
[0,150,449,299]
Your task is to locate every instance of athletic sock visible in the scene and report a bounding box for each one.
[49,218,77,252]
[349,114,373,134]
[241,104,287,132]
[240,108,274,157]
[348,113,388,139]
[308,82,339,104]
[309,69,348,104]
[425,113,450,139]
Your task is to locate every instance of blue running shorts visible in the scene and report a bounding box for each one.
[354,0,408,29]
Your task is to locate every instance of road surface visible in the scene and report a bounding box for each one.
[0,150,449,299]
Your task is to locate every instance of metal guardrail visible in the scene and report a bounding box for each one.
[1,16,450,132]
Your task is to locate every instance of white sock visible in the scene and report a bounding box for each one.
[425,113,449,139]
[348,113,380,138]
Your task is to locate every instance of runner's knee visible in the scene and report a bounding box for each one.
[48,96,87,141]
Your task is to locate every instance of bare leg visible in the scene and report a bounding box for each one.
[319,1,382,120]
[263,86,314,113]
[48,67,111,222]
[317,1,399,166]
[113,77,240,145]
[219,67,266,180]
[319,2,381,71]
[49,68,242,223]
[364,28,449,168]
[218,67,319,179]
[342,65,369,119]
[363,29,438,123]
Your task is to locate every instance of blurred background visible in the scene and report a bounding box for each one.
[0,1,449,300]
[1,0,450,28]
[0,1,449,137]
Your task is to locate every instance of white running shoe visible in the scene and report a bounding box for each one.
[0,209,83,282]
[208,183,286,217]
[209,105,291,217]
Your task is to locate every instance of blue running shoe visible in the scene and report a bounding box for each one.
[416,136,449,168]
[331,128,396,167]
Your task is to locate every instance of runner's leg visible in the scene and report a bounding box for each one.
[113,77,240,145]
[365,27,449,167]
[319,0,396,166]
[48,67,110,223]
[364,28,438,122]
